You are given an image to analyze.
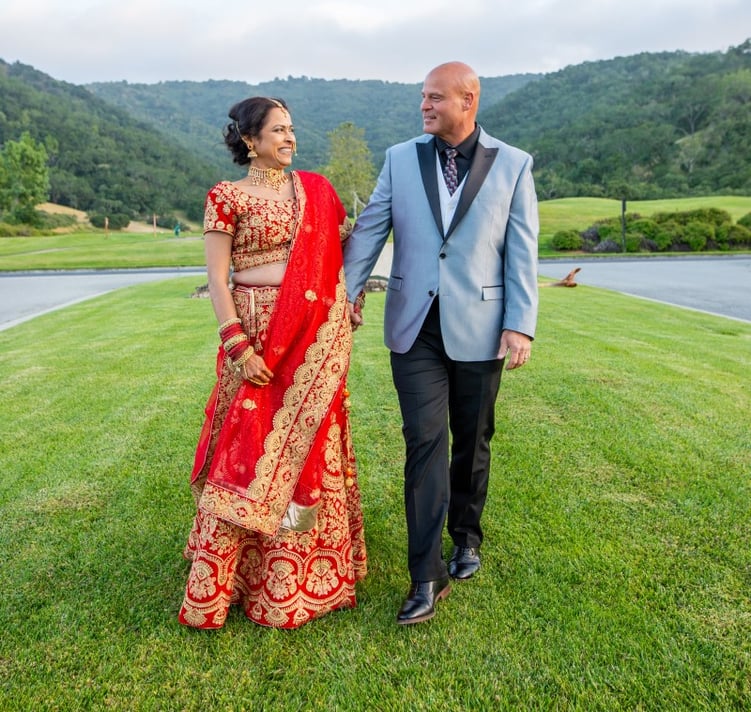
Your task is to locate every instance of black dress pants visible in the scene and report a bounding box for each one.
[390,299,503,581]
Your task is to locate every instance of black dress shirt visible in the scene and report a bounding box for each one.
[435,125,481,186]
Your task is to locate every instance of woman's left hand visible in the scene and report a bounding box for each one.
[242,352,274,385]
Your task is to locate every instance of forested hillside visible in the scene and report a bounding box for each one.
[1,41,749,225]
[480,40,751,199]
[0,60,220,222]
[87,74,539,175]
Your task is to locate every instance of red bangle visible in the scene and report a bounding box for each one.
[219,322,245,342]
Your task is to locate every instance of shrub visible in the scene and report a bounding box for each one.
[88,213,131,230]
[737,212,751,230]
[629,218,660,241]
[625,233,642,253]
[652,208,732,228]
[593,239,621,253]
[720,223,751,248]
[0,222,34,237]
[551,229,583,251]
[653,223,676,251]
[595,219,621,241]
[684,221,713,252]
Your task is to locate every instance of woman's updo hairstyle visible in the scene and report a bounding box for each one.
[224,97,290,166]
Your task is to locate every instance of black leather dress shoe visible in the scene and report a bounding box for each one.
[396,577,451,625]
[447,546,481,580]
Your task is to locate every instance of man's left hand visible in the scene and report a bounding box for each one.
[498,330,531,370]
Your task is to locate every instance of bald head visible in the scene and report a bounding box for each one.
[427,62,481,104]
[421,62,481,144]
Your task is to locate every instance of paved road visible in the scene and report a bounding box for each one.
[1,253,749,331]
[539,256,751,323]
[0,268,205,331]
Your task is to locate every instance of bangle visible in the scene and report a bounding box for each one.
[219,322,245,342]
[226,341,250,362]
[222,334,248,352]
[232,346,255,372]
[217,317,242,336]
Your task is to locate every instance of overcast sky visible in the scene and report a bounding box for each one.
[1,0,749,86]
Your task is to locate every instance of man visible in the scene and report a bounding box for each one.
[344,61,539,625]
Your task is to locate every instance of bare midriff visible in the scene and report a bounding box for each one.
[233,261,286,287]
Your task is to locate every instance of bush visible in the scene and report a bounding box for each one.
[36,212,78,229]
[653,223,676,251]
[652,208,732,228]
[716,223,751,249]
[575,207,745,254]
[595,219,621,241]
[593,239,621,253]
[88,212,131,230]
[684,221,713,252]
[0,222,35,237]
[551,229,583,251]
[629,218,660,241]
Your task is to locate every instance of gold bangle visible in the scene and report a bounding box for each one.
[233,346,255,371]
[222,334,248,351]
[217,317,242,335]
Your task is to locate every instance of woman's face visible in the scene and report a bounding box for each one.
[251,107,296,170]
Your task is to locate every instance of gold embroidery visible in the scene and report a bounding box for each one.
[203,181,298,271]
[242,398,257,411]
[305,290,317,302]
[199,272,353,536]
[181,186,367,628]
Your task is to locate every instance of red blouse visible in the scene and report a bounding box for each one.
[203,180,298,270]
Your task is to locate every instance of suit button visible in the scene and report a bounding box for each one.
[439,252,446,259]
[428,290,435,297]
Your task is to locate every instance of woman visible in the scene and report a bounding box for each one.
[179,97,367,629]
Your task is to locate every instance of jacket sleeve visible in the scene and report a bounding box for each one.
[343,151,394,301]
[502,154,539,339]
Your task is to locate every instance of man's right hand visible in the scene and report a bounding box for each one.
[347,301,364,331]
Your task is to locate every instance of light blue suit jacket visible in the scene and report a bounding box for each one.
[344,127,539,361]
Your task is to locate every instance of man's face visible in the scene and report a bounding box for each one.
[420,68,468,143]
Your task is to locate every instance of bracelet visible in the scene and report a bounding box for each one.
[225,339,250,362]
[217,317,242,336]
[219,322,245,343]
[232,346,255,372]
[222,334,248,352]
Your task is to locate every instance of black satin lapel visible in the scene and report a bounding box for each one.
[417,140,443,235]
[445,146,499,239]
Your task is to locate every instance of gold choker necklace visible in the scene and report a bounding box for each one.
[247,165,289,192]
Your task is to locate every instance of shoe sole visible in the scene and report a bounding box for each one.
[448,565,480,580]
[395,584,451,625]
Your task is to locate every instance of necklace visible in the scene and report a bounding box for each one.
[247,165,289,193]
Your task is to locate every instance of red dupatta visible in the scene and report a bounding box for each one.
[194,171,352,536]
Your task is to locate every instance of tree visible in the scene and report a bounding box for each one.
[0,131,50,223]
[320,122,376,216]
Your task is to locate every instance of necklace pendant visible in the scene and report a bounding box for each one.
[247,165,289,193]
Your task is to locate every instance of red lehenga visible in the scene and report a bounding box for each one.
[179,171,367,629]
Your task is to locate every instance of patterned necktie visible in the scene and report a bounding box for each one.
[443,147,458,195]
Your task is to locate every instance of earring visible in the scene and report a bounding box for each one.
[247,145,258,159]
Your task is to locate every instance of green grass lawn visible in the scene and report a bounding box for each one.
[1,281,749,710]
[1,195,749,270]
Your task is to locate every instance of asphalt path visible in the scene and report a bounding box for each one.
[538,256,751,323]
[0,267,205,331]
[1,253,749,331]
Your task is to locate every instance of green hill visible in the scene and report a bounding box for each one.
[480,40,751,200]
[2,41,749,224]
[86,74,539,175]
[0,60,221,222]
